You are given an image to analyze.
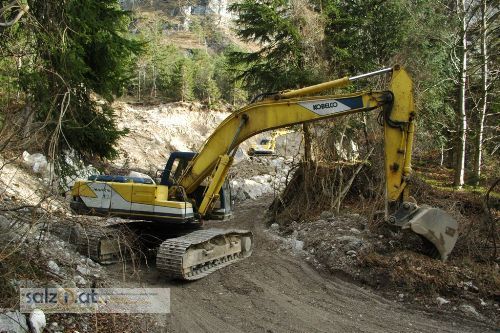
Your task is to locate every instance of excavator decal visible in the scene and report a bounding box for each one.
[300,96,364,115]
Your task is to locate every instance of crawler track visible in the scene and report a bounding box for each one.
[156,229,253,280]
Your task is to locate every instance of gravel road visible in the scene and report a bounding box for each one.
[109,198,494,333]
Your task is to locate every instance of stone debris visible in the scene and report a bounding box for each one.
[22,151,48,174]
[293,240,304,251]
[436,297,450,306]
[336,235,364,251]
[346,250,357,256]
[0,311,28,333]
[29,309,46,333]
[462,281,479,293]
[459,304,482,319]
[85,257,99,268]
[47,260,60,274]
[76,264,91,276]
[74,275,87,286]
[349,228,361,234]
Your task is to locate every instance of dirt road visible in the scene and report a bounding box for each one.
[110,198,493,333]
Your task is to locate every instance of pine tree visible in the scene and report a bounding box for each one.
[322,0,406,74]
[171,58,195,102]
[228,0,324,93]
[8,0,142,161]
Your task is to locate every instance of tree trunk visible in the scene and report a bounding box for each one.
[151,64,157,98]
[303,123,312,164]
[472,0,488,186]
[302,123,313,209]
[137,68,141,101]
[454,0,467,188]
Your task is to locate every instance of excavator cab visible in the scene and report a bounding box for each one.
[160,151,233,220]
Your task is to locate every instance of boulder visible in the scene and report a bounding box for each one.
[320,211,334,220]
[47,260,60,274]
[336,235,364,251]
[0,311,28,333]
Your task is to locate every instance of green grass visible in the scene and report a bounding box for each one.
[413,164,500,200]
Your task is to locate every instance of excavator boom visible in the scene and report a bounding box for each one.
[180,90,390,193]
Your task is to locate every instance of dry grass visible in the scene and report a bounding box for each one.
[361,250,499,297]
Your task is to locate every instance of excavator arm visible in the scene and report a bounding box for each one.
[180,67,411,206]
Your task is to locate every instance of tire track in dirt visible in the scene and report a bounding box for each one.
[109,198,494,333]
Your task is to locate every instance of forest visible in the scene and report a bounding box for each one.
[0,0,498,189]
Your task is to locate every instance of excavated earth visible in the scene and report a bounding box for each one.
[105,197,494,333]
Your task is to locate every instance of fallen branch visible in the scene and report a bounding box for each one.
[334,147,375,213]
[0,0,29,27]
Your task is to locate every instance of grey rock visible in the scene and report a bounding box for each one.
[459,304,482,318]
[293,240,304,251]
[349,228,361,234]
[29,309,46,333]
[0,311,28,333]
[74,275,87,286]
[346,250,357,256]
[47,260,60,274]
[76,264,91,276]
[85,258,99,268]
[336,235,364,251]
[320,211,334,220]
[436,297,450,306]
[270,223,279,231]
[463,281,479,293]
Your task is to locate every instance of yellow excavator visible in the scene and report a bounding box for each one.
[248,128,295,156]
[71,66,459,280]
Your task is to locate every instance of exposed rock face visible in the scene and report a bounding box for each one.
[120,0,233,27]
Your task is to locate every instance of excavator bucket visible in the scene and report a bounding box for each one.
[390,203,459,261]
